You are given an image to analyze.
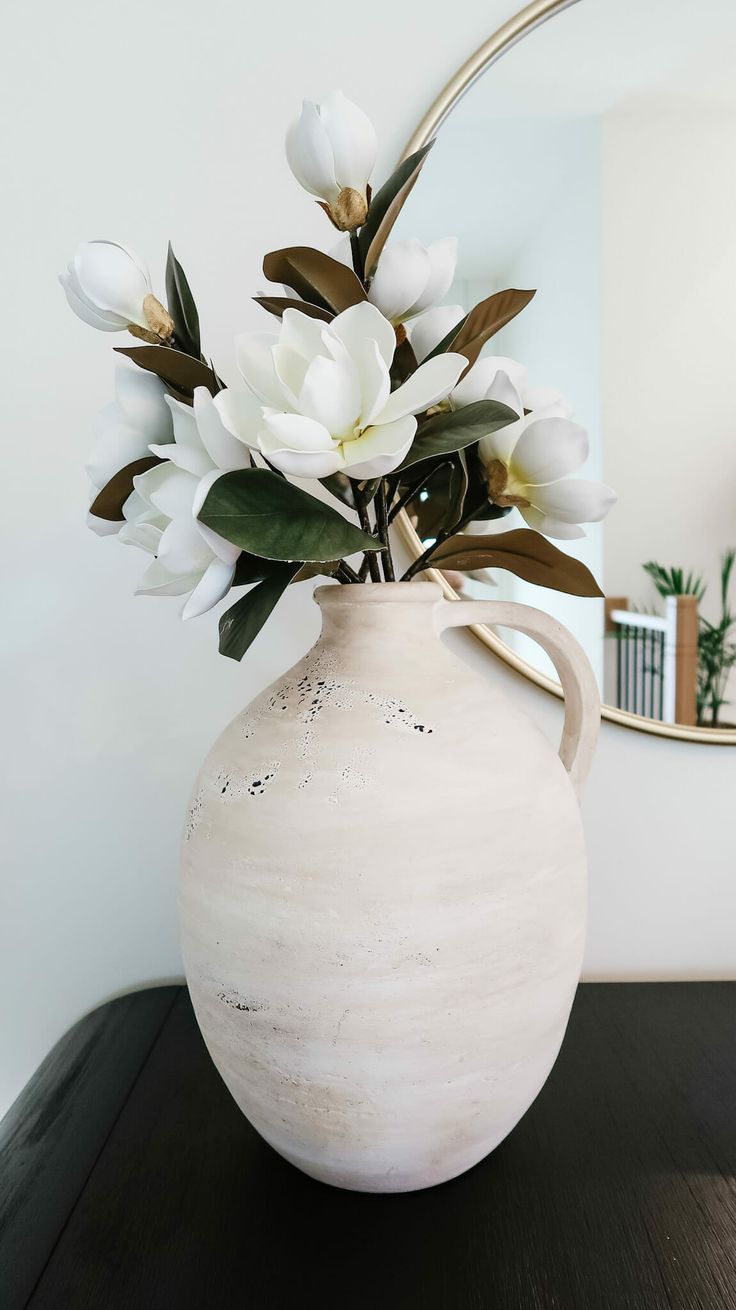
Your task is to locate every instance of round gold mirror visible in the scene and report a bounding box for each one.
[395,0,736,743]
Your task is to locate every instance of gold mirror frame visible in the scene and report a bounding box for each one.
[395,0,736,745]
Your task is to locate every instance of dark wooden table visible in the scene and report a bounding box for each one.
[1,983,735,1309]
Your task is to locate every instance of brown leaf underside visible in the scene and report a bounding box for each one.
[115,345,220,398]
[89,455,162,522]
[253,296,333,323]
[262,247,365,313]
[451,288,536,374]
[430,529,604,597]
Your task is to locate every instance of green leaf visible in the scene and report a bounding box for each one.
[219,563,300,661]
[427,288,536,373]
[89,455,162,521]
[395,400,519,473]
[428,529,604,598]
[262,248,365,314]
[404,452,469,540]
[232,552,275,586]
[165,244,201,360]
[291,561,340,582]
[390,335,419,386]
[359,143,434,277]
[254,295,333,323]
[320,472,355,508]
[114,345,219,399]
[197,467,383,561]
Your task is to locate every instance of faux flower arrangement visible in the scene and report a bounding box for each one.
[62,90,616,659]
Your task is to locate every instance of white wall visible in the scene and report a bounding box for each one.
[1,0,735,1119]
[601,93,736,708]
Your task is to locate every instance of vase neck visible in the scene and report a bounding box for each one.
[314,582,444,659]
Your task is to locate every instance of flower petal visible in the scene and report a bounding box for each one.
[87,512,123,537]
[512,417,589,486]
[411,237,458,315]
[341,415,417,479]
[193,387,251,471]
[59,269,127,330]
[86,421,151,490]
[259,426,344,479]
[115,366,173,442]
[520,506,586,540]
[213,388,263,449]
[368,239,430,323]
[524,385,573,416]
[148,443,211,477]
[298,353,360,437]
[234,331,283,406]
[262,411,336,451]
[73,241,151,327]
[118,517,164,553]
[376,352,465,424]
[478,414,525,469]
[134,463,198,518]
[135,559,204,598]
[164,395,205,451]
[329,301,396,371]
[527,478,617,525]
[157,516,212,574]
[321,90,377,193]
[353,338,391,428]
[285,100,339,202]
[452,355,528,409]
[408,304,465,363]
[181,557,236,620]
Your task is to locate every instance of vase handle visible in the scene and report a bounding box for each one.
[435,599,600,796]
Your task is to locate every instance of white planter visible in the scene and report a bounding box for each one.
[180,582,599,1192]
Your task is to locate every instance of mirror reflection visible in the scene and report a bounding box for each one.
[397,0,736,728]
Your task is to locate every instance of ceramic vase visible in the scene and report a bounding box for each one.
[180,581,599,1192]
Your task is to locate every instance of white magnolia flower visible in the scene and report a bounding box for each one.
[60,241,152,332]
[368,238,457,325]
[286,91,377,230]
[409,304,465,362]
[450,354,571,418]
[87,367,174,537]
[215,302,466,480]
[476,403,616,539]
[122,387,251,620]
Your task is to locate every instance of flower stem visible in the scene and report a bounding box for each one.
[336,561,361,584]
[401,504,479,581]
[353,482,382,582]
[350,230,365,285]
[375,482,395,581]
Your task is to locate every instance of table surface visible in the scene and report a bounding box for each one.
[1,982,735,1309]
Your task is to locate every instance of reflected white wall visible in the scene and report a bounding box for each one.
[601,93,736,712]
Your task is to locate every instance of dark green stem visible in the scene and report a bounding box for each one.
[401,504,479,581]
[350,230,365,285]
[353,482,381,582]
[375,482,395,581]
[336,561,361,584]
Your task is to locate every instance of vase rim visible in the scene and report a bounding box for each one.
[315,581,443,607]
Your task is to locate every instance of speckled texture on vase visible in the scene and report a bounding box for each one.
[180,582,600,1193]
